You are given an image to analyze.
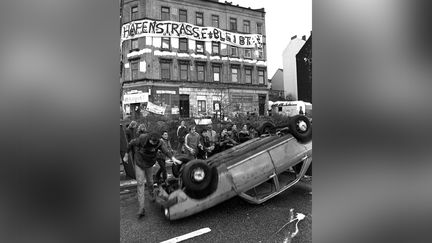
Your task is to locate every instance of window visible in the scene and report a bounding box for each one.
[131,60,139,80]
[214,101,221,111]
[212,65,221,82]
[196,41,205,54]
[198,100,206,112]
[131,6,138,20]
[161,7,170,20]
[245,68,252,83]
[131,38,139,50]
[160,61,171,80]
[243,20,250,33]
[230,46,238,57]
[196,63,206,81]
[231,66,239,82]
[229,18,237,31]
[257,23,263,34]
[212,42,220,55]
[179,38,188,52]
[161,37,170,50]
[258,69,265,84]
[196,12,203,26]
[244,48,252,58]
[179,9,187,22]
[211,15,219,28]
[179,62,188,81]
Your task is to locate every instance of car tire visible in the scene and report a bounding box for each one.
[181,160,212,191]
[289,115,312,143]
[172,154,193,178]
[182,160,219,199]
[259,122,275,135]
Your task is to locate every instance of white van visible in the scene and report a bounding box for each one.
[271,100,311,117]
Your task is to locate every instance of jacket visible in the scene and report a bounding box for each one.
[125,127,137,142]
[185,132,201,151]
[157,138,173,160]
[177,126,188,143]
[127,133,173,169]
[204,129,218,146]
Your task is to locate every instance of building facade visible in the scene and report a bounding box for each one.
[281,35,306,101]
[296,34,312,103]
[120,0,268,119]
[269,68,286,101]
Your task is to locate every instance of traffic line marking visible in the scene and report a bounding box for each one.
[160,227,211,243]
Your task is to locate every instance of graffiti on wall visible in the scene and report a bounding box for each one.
[121,19,263,49]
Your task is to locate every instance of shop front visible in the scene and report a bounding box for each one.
[122,89,149,119]
[150,86,180,116]
[122,86,180,118]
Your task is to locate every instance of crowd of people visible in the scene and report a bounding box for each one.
[122,119,258,219]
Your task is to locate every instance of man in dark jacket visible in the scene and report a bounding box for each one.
[123,132,182,219]
[125,121,138,142]
[155,131,174,183]
[218,128,238,152]
[229,124,239,143]
[176,120,188,153]
[136,123,147,136]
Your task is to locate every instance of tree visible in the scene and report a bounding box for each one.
[286,93,295,101]
[216,88,233,120]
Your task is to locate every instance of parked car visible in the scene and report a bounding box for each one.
[155,115,312,220]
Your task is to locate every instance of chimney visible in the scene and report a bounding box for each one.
[302,35,306,41]
[291,35,297,40]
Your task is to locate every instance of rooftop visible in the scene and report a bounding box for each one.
[200,0,265,13]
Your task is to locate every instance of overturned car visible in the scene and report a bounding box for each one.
[154,115,312,220]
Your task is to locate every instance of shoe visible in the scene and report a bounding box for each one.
[137,209,145,219]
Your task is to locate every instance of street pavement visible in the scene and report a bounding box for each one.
[120,167,312,243]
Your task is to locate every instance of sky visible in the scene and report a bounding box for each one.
[221,0,312,77]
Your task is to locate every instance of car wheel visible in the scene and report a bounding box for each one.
[289,115,312,143]
[181,160,212,191]
[182,160,219,199]
[259,122,275,135]
[172,154,193,178]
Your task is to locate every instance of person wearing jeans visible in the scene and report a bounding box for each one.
[184,125,202,159]
[176,120,188,153]
[155,131,174,183]
[134,163,154,219]
[124,132,182,219]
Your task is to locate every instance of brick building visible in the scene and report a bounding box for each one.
[120,0,268,119]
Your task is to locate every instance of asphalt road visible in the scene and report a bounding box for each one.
[120,178,311,243]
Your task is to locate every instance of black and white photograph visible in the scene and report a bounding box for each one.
[119,0,311,242]
[5,0,432,243]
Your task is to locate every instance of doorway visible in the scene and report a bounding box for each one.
[258,94,266,116]
[179,94,190,118]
